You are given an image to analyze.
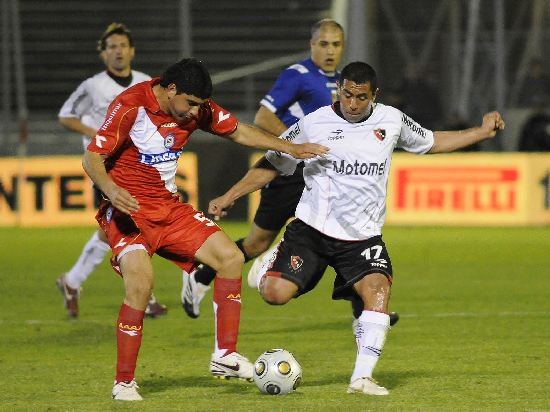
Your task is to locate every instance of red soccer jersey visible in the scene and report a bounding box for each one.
[87,78,237,204]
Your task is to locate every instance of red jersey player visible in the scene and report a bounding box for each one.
[82,58,328,401]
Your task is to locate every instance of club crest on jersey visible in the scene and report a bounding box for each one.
[373,129,386,141]
[164,134,175,149]
[290,255,303,271]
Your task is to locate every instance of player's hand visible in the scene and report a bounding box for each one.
[287,142,329,159]
[480,111,505,138]
[208,195,234,219]
[106,185,139,215]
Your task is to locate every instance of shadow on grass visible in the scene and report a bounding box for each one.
[187,319,346,340]
[141,374,257,396]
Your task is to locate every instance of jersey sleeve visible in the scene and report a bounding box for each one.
[58,79,93,119]
[396,112,435,154]
[197,100,238,136]
[260,67,302,115]
[265,119,307,175]
[86,99,138,156]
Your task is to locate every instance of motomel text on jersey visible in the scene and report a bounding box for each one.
[332,159,387,176]
[283,123,300,141]
[402,114,426,137]
[140,150,182,165]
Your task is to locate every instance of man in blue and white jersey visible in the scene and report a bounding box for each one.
[207,62,505,395]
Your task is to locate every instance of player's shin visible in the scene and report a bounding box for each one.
[116,304,145,383]
[213,277,242,356]
[351,311,390,382]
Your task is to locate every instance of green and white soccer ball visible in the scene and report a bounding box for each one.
[253,349,302,395]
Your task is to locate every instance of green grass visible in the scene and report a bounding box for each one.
[1,223,549,411]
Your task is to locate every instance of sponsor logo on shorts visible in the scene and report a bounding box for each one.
[105,206,113,223]
[290,255,303,271]
[139,150,182,165]
[164,134,175,149]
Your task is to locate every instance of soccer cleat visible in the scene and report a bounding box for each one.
[210,352,254,381]
[112,380,143,401]
[144,294,167,318]
[347,377,389,396]
[56,274,79,318]
[389,311,399,326]
[247,246,277,288]
[181,268,210,318]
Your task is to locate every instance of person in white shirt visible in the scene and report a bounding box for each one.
[56,22,166,318]
[207,61,505,396]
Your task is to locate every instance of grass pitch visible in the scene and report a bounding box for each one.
[1,223,549,410]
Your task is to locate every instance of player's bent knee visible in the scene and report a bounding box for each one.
[213,247,244,278]
[260,276,295,305]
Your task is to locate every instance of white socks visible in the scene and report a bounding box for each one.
[64,231,111,289]
[351,310,390,382]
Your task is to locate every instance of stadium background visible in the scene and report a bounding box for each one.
[1,0,548,224]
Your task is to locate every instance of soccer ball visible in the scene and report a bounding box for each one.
[253,349,302,395]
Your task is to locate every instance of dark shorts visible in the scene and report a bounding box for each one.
[266,219,393,301]
[253,164,305,231]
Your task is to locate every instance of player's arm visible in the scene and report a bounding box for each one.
[208,157,278,219]
[227,122,328,159]
[59,117,97,139]
[82,150,139,215]
[254,105,288,136]
[58,79,96,138]
[429,111,505,153]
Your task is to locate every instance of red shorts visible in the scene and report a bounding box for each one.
[96,197,220,275]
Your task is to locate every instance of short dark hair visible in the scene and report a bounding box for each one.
[97,22,133,52]
[340,62,378,91]
[159,58,213,99]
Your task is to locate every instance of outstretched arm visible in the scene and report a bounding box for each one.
[429,111,505,153]
[82,150,139,215]
[227,123,328,159]
[208,157,278,219]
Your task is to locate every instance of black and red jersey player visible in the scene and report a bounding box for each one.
[83,58,329,401]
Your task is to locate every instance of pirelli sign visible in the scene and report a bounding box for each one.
[386,153,550,225]
[247,152,550,226]
[0,155,198,226]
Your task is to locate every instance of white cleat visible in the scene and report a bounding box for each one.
[112,380,143,401]
[210,352,254,381]
[347,377,389,396]
[181,268,210,318]
[247,245,278,289]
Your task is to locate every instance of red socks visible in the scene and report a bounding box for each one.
[115,303,144,383]
[213,277,242,355]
